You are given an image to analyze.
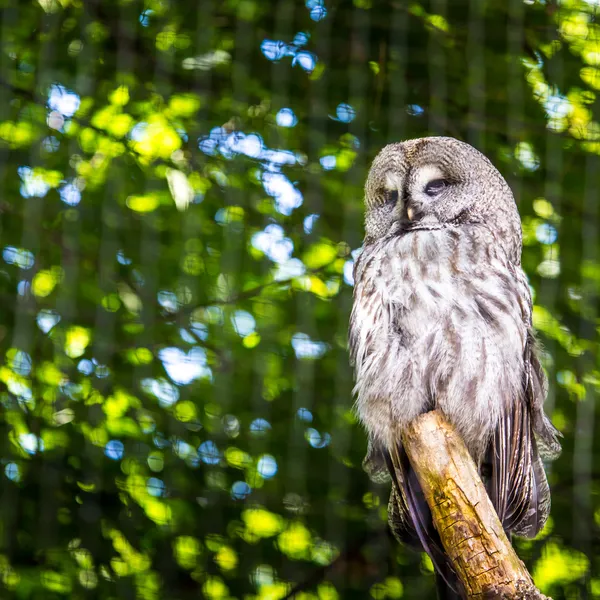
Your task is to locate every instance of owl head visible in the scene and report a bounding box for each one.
[363,137,522,263]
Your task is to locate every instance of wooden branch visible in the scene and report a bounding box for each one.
[398,410,549,600]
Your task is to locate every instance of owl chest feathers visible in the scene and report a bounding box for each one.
[350,225,527,455]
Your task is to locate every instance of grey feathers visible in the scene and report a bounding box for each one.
[349,137,561,572]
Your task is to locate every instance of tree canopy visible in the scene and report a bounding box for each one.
[0,0,597,598]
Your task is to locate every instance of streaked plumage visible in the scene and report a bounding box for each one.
[349,137,560,598]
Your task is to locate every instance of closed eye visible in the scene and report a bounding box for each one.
[384,189,399,205]
[424,179,449,196]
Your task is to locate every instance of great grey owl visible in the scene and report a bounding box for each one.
[348,137,561,599]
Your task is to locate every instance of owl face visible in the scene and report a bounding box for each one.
[363,137,522,262]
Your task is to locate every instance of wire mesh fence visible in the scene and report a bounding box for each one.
[0,0,596,598]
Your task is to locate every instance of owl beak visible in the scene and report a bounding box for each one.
[404,201,427,224]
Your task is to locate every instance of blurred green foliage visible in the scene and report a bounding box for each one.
[0,0,598,598]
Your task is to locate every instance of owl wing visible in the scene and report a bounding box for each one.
[517,263,561,460]
[525,331,562,460]
[488,267,561,537]
[489,390,539,535]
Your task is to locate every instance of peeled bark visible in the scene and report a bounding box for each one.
[397,410,549,599]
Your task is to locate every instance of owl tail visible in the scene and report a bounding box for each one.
[384,444,466,599]
[435,566,464,600]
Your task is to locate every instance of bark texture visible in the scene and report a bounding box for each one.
[397,410,549,600]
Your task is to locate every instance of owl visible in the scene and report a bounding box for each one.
[348,137,561,598]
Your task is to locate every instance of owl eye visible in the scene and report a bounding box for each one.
[384,190,399,205]
[424,179,448,196]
